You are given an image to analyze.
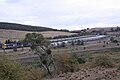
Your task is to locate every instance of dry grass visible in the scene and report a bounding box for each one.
[39,31,76,38]
[0,29,76,43]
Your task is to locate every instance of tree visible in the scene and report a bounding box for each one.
[76,40,80,45]
[113,40,118,43]
[87,28,89,30]
[61,42,66,47]
[111,28,114,32]
[71,41,74,46]
[115,26,120,31]
[110,37,114,42]
[24,33,55,75]
[80,40,84,45]
[4,39,12,44]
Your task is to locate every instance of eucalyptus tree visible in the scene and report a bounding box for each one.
[24,33,55,75]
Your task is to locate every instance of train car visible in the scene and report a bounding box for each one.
[2,44,13,49]
[0,43,2,48]
[2,42,31,49]
[23,42,31,47]
[14,43,22,48]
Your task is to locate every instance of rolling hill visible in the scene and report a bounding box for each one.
[0,29,76,43]
[0,22,57,32]
[0,22,76,43]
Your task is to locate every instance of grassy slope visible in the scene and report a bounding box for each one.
[0,29,76,43]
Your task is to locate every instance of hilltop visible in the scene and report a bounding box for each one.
[0,22,57,32]
[0,22,77,43]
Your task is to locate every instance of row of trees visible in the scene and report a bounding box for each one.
[111,26,120,32]
[110,37,119,43]
[4,39,18,44]
[0,22,56,32]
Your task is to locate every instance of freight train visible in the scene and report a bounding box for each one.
[1,43,31,49]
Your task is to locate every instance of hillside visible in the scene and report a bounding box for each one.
[72,26,120,33]
[0,22,56,32]
[0,29,76,43]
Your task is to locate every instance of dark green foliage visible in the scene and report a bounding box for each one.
[61,42,66,47]
[91,55,116,68]
[73,54,86,64]
[76,57,86,64]
[24,33,49,50]
[54,53,79,73]
[71,41,74,46]
[0,59,24,80]
[76,40,80,45]
[46,48,51,55]
[115,26,120,31]
[0,22,55,32]
[113,40,118,43]
[111,28,114,32]
[83,47,86,49]
[4,39,13,44]
[117,65,120,70]
[80,40,84,45]
[24,33,55,76]
[103,45,105,47]
[110,37,118,43]
[110,37,114,42]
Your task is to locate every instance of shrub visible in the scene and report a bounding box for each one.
[0,59,25,80]
[25,68,44,80]
[118,67,120,70]
[117,65,120,70]
[54,53,79,74]
[0,56,44,80]
[91,54,116,68]
[103,45,105,47]
[113,40,118,43]
[73,55,86,64]
[76,57,86,64]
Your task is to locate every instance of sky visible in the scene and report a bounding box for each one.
[0,0,120,30]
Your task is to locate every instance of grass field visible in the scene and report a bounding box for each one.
[0,29,76,43]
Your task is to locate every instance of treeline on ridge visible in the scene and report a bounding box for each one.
[0,22,58,32]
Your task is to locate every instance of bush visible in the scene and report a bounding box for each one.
[0,56,44,80]
[91,54,116,68]
[25,68,44,80]
[0,59,25,80]
[73,55,86,64]
[54,53,79,74]
[118,67,120,70]
[117,65,120,70]
[103,45,105,47]
[76,57,86,64]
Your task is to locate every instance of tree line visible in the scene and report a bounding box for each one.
[0,22,56,32]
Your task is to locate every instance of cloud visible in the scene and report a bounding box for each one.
[0,0,120,30]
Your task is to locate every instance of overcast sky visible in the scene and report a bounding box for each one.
[0,0,120,30]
